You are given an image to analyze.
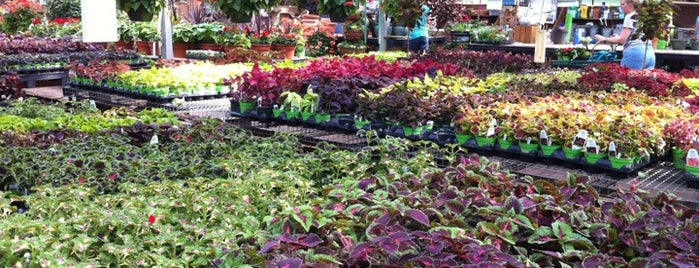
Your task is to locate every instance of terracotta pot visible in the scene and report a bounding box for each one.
[114,41,134,51]
[135,41,159,56]
[251,43,271,52]
[199,43,222,51]
[172,42,190,58]
[272,44,296,59]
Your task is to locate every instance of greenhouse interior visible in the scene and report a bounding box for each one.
[0,0,698,266]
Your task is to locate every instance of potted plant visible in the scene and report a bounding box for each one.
[132,21,161,55]
[383,0,422,29]
[318,0,365,22]
[249,30,273,52]
[337,40,366,55]
[116,0,166,21]
[191,22,225,51]
[219,26,252,51]
[172,23,194,57]
[116,19,137,50]
[342,13,364,41]
[205,0,282,23]
[636,0,674,45]
[227,63,281,113]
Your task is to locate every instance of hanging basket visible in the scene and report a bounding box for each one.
[228,12,253,23]
[127,8,155,22]
[343,29,364,41]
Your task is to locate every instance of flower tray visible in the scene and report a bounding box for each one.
[338,47,366,55]
[551,59,620,69]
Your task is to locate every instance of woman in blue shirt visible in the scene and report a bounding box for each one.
[409,3,430,55]
[593,0,654,70]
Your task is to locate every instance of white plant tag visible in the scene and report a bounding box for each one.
[687,149,699,167]
[150,135,159,145]
[502,134,507,140]
[280,105,285,111]
[486,126,495,138]
[572,130,588,150]
[526,137,532,144]
[426,120,434,130]
[490,118,497,127]
[586,139,598,154]
[539,130,549,146]
[274,104,279,109]
[89,100,96,109]
[608,141,617,158]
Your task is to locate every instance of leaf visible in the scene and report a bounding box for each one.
[258,240,280,254]
[297,234,323,247]
[504,196,522,214]
[511,214,535,230]
[276,258,302,268]
[552,220,573,240]
[478,222,500,237]
[349,243,372,263]
[582,254,604,268]
[669,236,692,252]
[405,209,430,227]
[445,200,465,214]
[528,227,554,244]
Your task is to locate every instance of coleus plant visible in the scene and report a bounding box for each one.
[225,63,282,105]
[0,33,103,54]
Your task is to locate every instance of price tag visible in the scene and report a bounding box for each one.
[585,139,598,154]
[572,130,588,150]
[540,130,549,146]
[150,134,159,145]
[608,141,617,158]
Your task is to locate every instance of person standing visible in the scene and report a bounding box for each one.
[408,2,430,55]
[593,0,654,70]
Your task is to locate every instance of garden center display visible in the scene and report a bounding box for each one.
[0,0,698,267]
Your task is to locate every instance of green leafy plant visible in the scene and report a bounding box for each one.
[172,23,194,43]
[45,0,81,20]
[637,0,675,41]
[0,0,43,34]
[116,0,166,21]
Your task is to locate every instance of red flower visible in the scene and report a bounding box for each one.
[345,1,353,6]
[77,177,85,183]
[148,214,156,224]
[31,18,41,24]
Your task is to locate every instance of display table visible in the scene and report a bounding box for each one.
[467,42,699,71]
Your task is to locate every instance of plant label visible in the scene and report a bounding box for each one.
[502,134,507,141]
[586,139,598,154]
[89,100,96,109]
[426,120,434,129]
[572,130,588,150]
[150,135,159,145]
[687,149,699,167]
[608,141,618,158]
[539,130,549,146]
[274,104,279,109]
[280,105,285,111]
[486,126,495,138]
[526,137,532,144]
[490,118,497,127]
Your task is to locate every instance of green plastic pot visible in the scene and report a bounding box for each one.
[285,110,300,119]
[301,111,315,121]
[672,148,686,170]
[475,136,496,147]
[685,165,699,177]
[540,144,561,156]
[273,109,283,118]
[562,147,582,159]
[609,156,634,169]
[239,101,255,113]
[518,142,539,154]
[584,152,606,164]
[497,139,513,150]
[455,133,473,145]
[315,113,332,123]
[354,120,371,129]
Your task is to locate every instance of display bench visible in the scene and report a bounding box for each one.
[466,42,699,71]
[62,86,230,116]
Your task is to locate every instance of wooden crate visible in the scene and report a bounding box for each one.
[514,25,538,44]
